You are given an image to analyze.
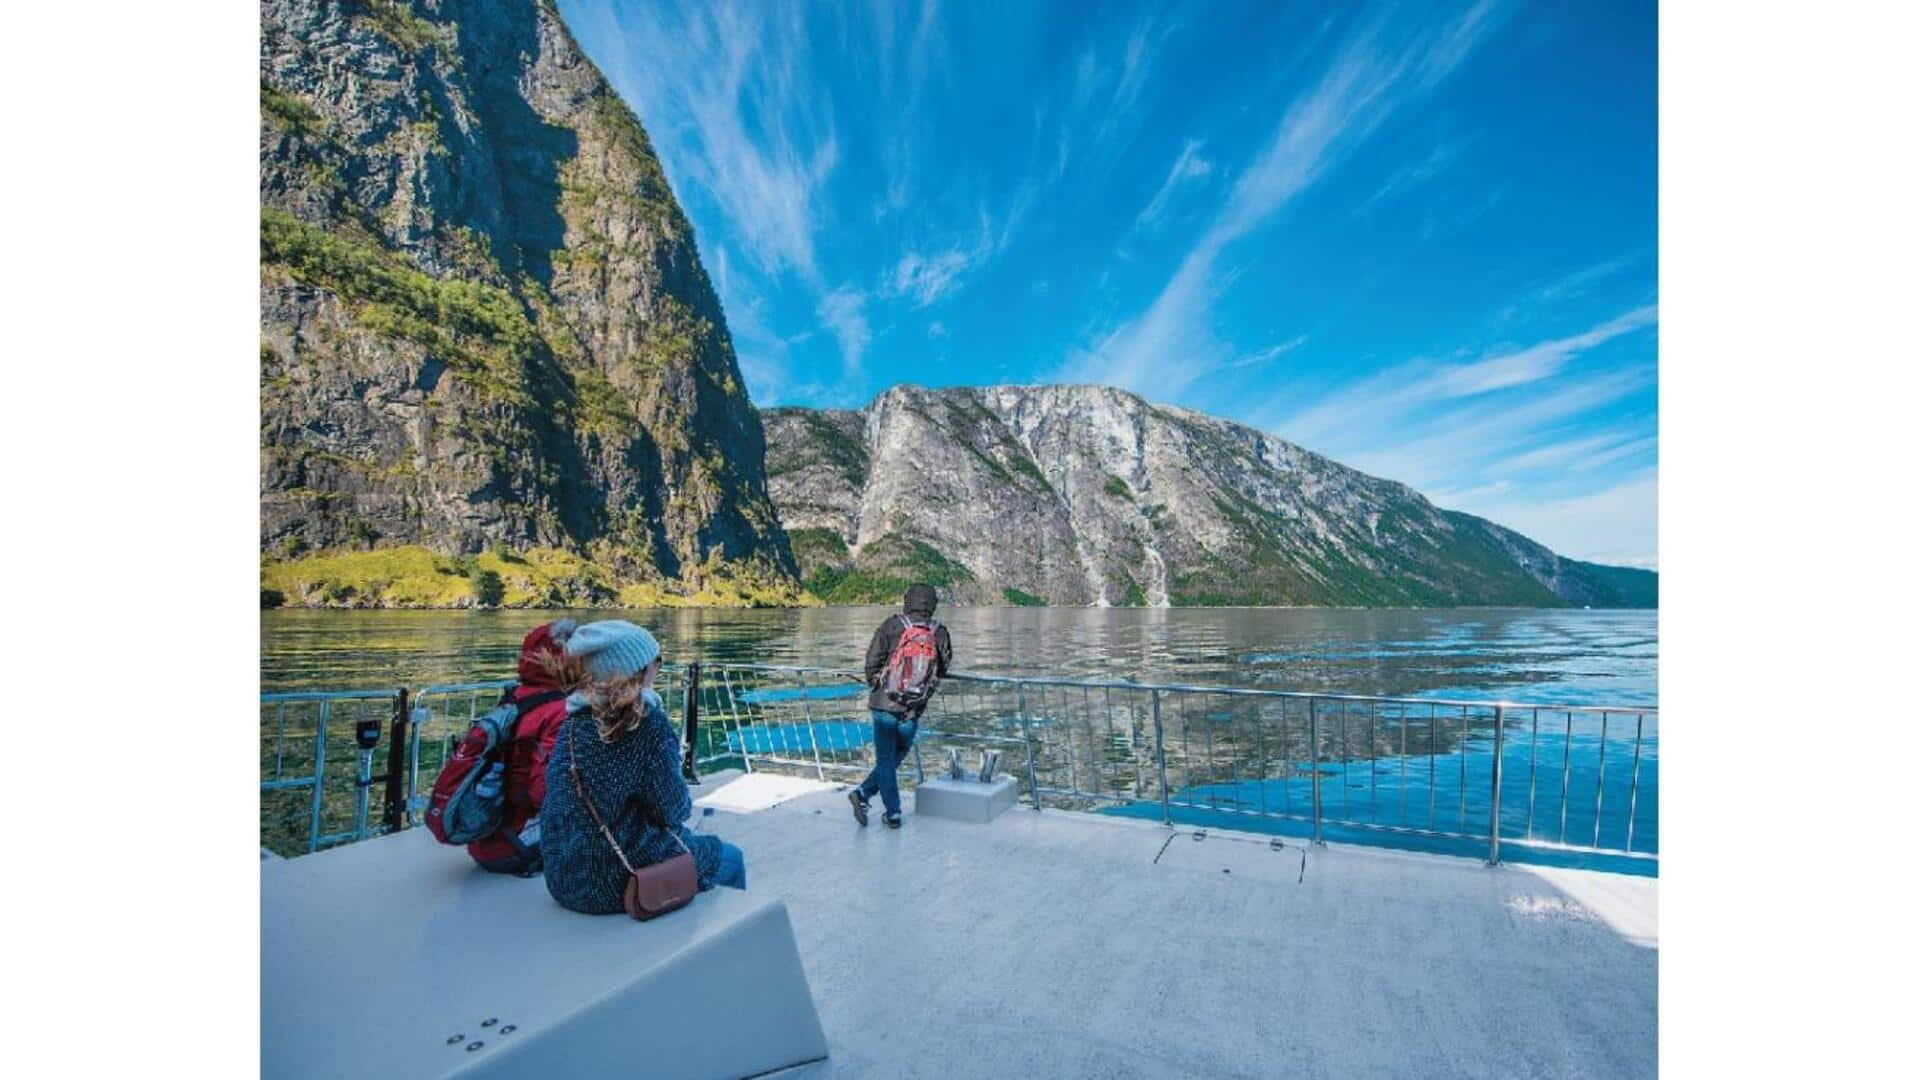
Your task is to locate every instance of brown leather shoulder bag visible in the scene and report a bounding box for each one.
[567,721,698,920]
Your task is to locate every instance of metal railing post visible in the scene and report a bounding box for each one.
[716,669,755,775]
[351,732,374,842]
[1309,697,1323,846]
[307,700,331,854]
[1018,682,1040,810]
[1153,689,1170,825]
[1626,713,1646,853]
[680,661,702,783]
[1488,705,1505,866]
[797,670,826,780]
[381,689,410,833]
[406,700,430,828]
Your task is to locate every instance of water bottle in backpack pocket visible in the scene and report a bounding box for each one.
[424,699,522,845]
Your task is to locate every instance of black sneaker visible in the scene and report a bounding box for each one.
[848,790,869,827]
[883,812,902,829]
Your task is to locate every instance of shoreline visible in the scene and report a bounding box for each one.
[263,601,1659,613]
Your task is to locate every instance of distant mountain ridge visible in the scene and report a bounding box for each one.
[259,0,799,607]
[764,384,1655,608]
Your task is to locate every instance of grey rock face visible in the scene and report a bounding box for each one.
[260,0,793,590]
[765,385,1655,608]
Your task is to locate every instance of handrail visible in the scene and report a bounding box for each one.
[684,662,1659,715]
[271,664,1659,717]
[261,660,1658,868]
[261,688,400,703]
[413,680,516,698]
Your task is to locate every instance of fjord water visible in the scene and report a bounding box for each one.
[261,606,1654,704]
[262,608,1656,868]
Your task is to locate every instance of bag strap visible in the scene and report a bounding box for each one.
[565,719,690,878]
[515,689,566,717]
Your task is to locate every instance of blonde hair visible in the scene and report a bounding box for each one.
[536,650,660,742]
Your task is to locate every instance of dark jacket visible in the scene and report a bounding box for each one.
[541,699,724,915]
[865,612,953,714]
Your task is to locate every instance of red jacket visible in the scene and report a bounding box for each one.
[468,621,574,871]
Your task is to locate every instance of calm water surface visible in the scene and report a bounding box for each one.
[262,607,1657,868]
[262,607,1654,706]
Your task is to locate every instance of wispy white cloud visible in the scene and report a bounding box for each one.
[1135,139,1215,229]
[883,205,1022,309]
[576,0,888,377]
[1095,17,1168,144]
[905,0,943,103]
[871,0,945,219]
[1423,478,1514,505]
[715,242,832,403]
[735,351,793,405]
[1276,303,1656,447]
[1570,434,1658,473]
[1331,365,1653,493]
[1496,253,1648,324]
[1536,254,1643,303]
[817,287,872,374]
[1493,432,1658,475]
[1225,335,1308,370]
[1064,14,1176,155]
[886,248,979,308]
[1441,470,1659,569]
[1071,45,1103,110]
[1424,304,1656,396]
[1251,300,1658,564]
[1056,0,1510,397]
[590,0,835,280]
[1358,137,1468,214]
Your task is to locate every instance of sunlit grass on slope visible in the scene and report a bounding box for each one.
[261,545,814,610]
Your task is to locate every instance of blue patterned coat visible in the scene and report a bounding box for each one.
[541,699,723,915]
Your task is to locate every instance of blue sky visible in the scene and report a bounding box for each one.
[560,0,1658,568]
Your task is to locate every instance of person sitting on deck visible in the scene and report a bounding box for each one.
[541,620,746,914]
[850,583,953,829]
[460,619,581,874]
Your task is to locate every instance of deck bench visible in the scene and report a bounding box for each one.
[262,829,827,1078]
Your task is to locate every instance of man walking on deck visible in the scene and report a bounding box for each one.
[851,583,953,829]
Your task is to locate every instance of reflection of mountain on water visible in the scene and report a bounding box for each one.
[263,607,1655,709]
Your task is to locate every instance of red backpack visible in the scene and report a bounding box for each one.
[424,687,564,847]
[882,616,942,710]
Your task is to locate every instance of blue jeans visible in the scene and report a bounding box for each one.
[857,709,918,816]
[713,841,747,890]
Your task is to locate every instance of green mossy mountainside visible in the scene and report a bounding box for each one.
[763,385,1657,608]
[260,0,797,608]
[259,544,806,609]
[801,532,976,605]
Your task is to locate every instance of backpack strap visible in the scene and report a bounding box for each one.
[514,689,566,717]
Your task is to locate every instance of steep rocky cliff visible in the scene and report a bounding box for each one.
[765,385,1656,608]
[259,0,799,607]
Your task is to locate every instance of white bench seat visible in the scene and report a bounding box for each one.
[262,829,827,1079]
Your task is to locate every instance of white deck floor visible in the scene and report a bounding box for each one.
[691,771,1657,1079]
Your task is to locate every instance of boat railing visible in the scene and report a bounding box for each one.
[260,663,1657,869]
[261,687,408,855]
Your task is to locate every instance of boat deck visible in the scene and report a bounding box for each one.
[691,771,1656,1079]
